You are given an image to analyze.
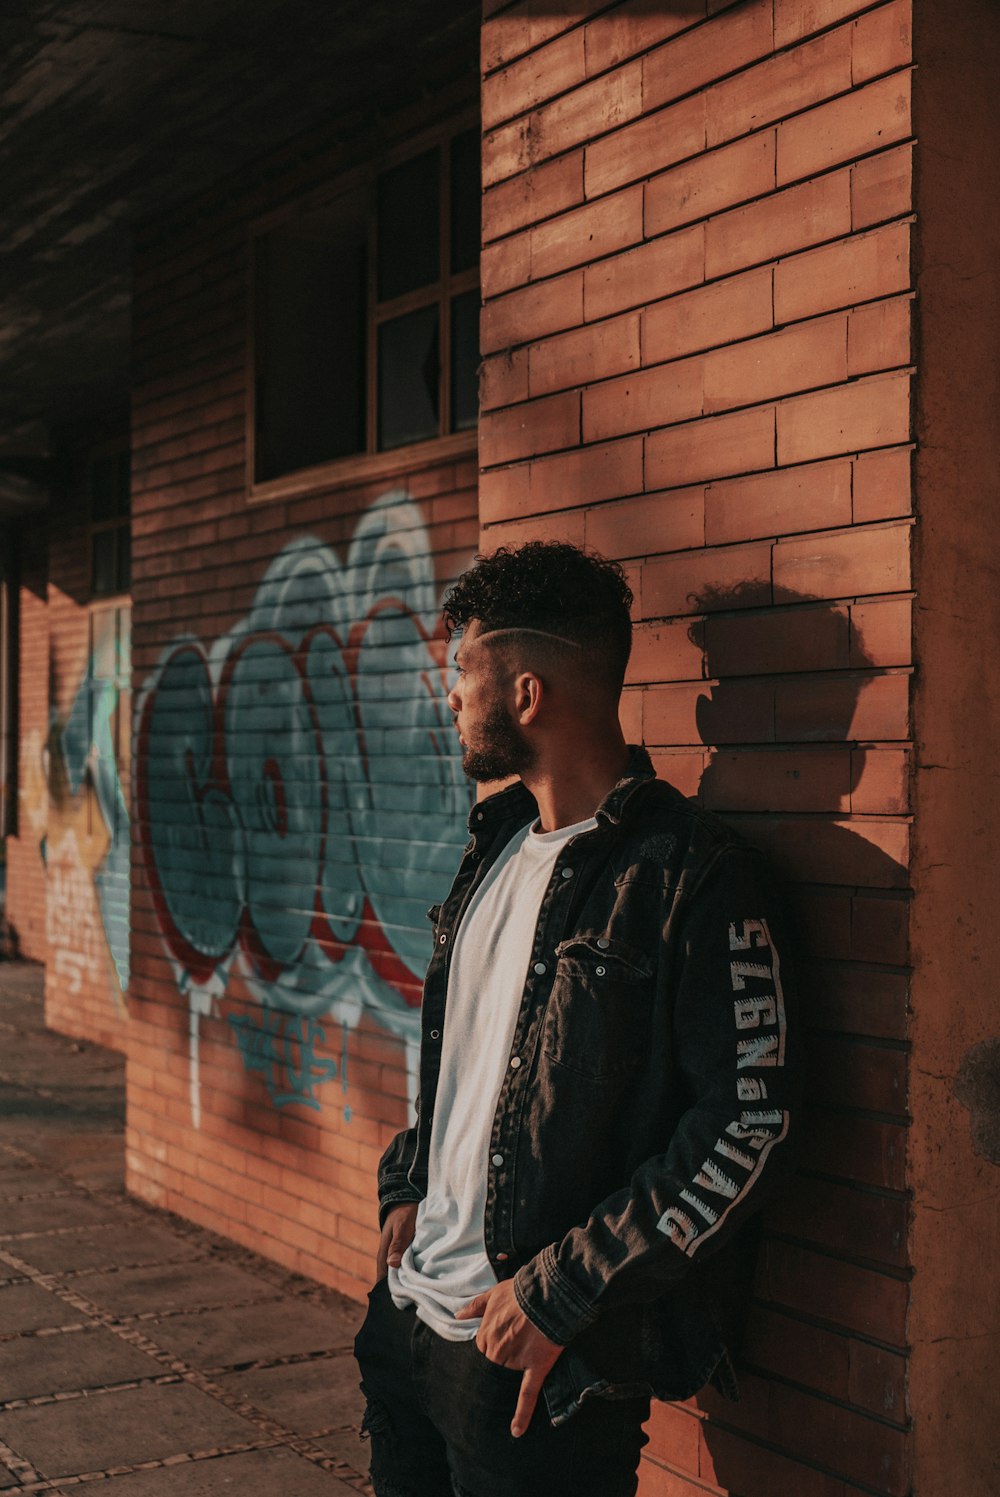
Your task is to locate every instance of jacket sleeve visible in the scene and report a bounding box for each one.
[513,844,801,1346]
[376,1121,425,1228]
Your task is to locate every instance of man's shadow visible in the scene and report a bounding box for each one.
[659,581,909,1494]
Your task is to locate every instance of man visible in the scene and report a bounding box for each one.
[354,542,799,1497]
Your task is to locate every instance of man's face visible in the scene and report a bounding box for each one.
[447,622,535,784]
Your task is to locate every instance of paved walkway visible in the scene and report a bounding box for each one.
[0,962,373,1496]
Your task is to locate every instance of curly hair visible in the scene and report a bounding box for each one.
[442,541,634,691]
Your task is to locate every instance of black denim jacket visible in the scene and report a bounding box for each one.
[378,746,800,1425]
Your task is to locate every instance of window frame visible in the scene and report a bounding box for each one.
[246,107,480,504]
[88,438,131,602]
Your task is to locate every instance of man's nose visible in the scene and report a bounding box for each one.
[447,682,461,714]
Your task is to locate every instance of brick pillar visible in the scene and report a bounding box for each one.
[480,2,914,1491]
[5,524,49,961]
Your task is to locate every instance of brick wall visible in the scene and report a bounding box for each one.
[43,458,130,1052]
[5,525,49,962]
[480,1,913,1492]
[126,78,480,1300]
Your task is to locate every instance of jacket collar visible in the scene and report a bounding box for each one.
[466,744,655,833]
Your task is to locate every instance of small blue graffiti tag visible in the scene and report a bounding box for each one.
[228,1011,340,1111]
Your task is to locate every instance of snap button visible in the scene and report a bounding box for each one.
[439,933,448,944]
[491,1153,504,1167]
[496,1251,509,1262]
[595,965,606,976]
[430,1029,440,1040]
[476,811,484,821]
[561,867,573,878]
[597,938,610,949]
[509,1056,521,1069]
[533,961,547,975]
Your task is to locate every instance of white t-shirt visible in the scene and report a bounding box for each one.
[389,812,598,1339]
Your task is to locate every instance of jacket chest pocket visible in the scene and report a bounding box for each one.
[542,934,655,1080]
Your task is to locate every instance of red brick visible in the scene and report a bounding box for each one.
[489,58,645,182]
[848,294,911,375]
[481,234,531,299]
[480,436,645,523]
[642,0,775,115]
[481,347,530,411]
[706,170,852,279]
[482,151,585,242]
[773,219,911,324]
[810,1032,907,1114]
[648,749,706,797]
[743,1305,850,1401]
[851,746,910,813]
[619,685,644,742]
[697,1420,846,1497]
[706,458,853,544]
[703,746,851,812]
[583,93,706,200]
[482,0,610,72]
[643,267,773,366]
[851,141,913,228]
[644,679,775,745]
[773,518,911,598]
[850,594,911,665]
[643,540,772,618]
[583,1,705,77]
[529,186,643,281]
[643,1401,703,1472]
[637,1455,723,1497]
[769,1176,908,1267]
[849,885,910,963]
[807,962,909,1038]
[739,811,909,886]
[852,0,912,84]
[584,486,705,558]
[774,0,864,48]
[482,28,586,131]
[852,444,912,522]
[803,1111,906,1190]
[849,1340,908,1424]
[706,25,853,149]
[646,405,775,489]
[481,508,587,551]
[481,270,583,353]
[764,1239,909,1344]
[626,617,707,683]
[585,223,704,322]
[777,69,912,185]
[644,131,775,238]
[704,599,851,674]
[703,313,848,412]
[776,371,911,463]
[775,670,910,741]
[582,355,703,443]
[529,313,640,397]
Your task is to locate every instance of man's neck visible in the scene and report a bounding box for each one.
[520,737,632,833]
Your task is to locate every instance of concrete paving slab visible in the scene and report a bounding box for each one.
[80,1260,282,1319]
[0,1163,69,1197]
[0,1192,122,1238]
[0,1380,263,1478]
[147,1296,361,1371]
[0,1324,160,1400]
[310,1424,370,1474]
[11,1222,205,1276]
[215,1351,364,1435]
[69,1445,365,1495]
[0,1461,19,1488]
[0,1280,82,1334]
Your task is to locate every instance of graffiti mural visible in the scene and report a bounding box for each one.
[46,606,131,1009]
[136,490,473,1125]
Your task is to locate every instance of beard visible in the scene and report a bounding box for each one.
[460,698,535,784]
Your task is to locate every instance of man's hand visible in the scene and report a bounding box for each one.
[456,1278,563,1437]
[375,1203,418,1281]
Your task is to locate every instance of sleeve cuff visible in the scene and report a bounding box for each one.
[513,1242,601,1346]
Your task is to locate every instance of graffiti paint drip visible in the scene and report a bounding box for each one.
[136,491,473,1122]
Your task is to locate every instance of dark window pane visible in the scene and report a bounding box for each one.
[117,526,131,593]
[254,192,367,484]
[378,306,440,450]
[91,455,119,521]
[377,148,440,301]
[92,530,116,596]
[450,290,479,433]
[117,450,131,515]
[450,129,480,276]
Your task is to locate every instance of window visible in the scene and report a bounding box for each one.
[89,444,130,597]
[251,122,480,489]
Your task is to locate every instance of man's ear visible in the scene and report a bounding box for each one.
[514,671,543,725]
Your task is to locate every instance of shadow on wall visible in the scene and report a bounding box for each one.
[681,581,907,1494]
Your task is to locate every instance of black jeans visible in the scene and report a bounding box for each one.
[353,1278,649,1497]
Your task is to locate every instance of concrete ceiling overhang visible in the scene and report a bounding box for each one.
[0,0,479,510]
